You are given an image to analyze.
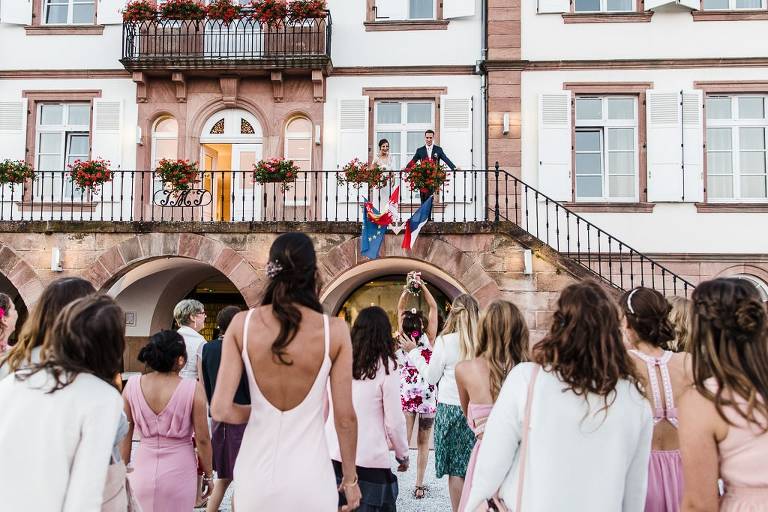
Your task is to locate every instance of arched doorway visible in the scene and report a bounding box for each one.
[336,275,452,333]
[0,273,27,346]
[199,108,264,221]
[106,257,247,372]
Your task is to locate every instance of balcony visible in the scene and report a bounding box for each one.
[120,10,332,73]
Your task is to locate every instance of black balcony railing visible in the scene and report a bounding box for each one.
[121,10,332,69]
[0,167,694,297]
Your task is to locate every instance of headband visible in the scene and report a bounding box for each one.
[626,289,639,315]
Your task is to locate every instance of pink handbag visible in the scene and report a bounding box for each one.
[474,365,540,512]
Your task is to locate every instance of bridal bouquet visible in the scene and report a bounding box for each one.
[404,271,423,296]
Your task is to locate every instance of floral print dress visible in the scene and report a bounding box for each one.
[397,334,437,417]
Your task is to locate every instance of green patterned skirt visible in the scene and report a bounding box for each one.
[434,402,476,478]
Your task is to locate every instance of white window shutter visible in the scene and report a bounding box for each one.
[0,0,32,24]
[439,96,473,203]
[0,99,28,161]
[97,0,126,25]
[336,97,369,203]
[682,89,704,203]
[92,99,123,169]
[444,0,475,18]
[646,91,683,202]
[537,0,571,13]
[678,0,701,9]
[537,92,572,201]
[374,0,406,20]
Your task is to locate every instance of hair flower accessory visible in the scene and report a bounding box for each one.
[410,308,417,315]
[0,307,5,319]
[265,260,284,279]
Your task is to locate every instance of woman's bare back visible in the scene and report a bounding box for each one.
[456,358,494,414]
[240,305,338,412]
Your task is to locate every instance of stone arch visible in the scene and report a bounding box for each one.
[318,236,501,313]
[0,243,45,307]
[82,233,263,307]
[188,98,271,154]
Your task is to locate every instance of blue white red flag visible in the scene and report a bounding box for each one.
[365,185,400,226]
[401,195,433,250]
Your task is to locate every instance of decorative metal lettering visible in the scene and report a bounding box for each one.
[153,187,213,207]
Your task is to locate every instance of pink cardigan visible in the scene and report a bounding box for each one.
[326,360,408,469]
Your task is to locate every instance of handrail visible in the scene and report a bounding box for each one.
[492,164,694,297]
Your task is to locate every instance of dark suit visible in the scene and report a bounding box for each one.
[407,144,456,203]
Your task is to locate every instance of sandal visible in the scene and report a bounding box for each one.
[413,486,426,499]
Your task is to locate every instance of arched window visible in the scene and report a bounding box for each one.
[285,117,312,206]
[733,274,768,302]
[151,116,178,168]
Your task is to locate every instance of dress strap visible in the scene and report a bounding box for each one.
[629,349,678,428]
[242,309,254,360]
[322,314,330,362]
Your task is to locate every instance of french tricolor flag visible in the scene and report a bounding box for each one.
[401,195,433,250]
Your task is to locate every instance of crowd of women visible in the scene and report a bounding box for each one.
[0,231,765,512]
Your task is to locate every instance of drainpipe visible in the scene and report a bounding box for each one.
[480,0,489,172]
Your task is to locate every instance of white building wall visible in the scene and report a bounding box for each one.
[522,67,768,254]
[524,3,768,61]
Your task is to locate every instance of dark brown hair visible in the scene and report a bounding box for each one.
[18,294,125,392]
[261,233,323,365]
[0,277,95,373]
[533,281,642,412]
[138,330,186,373]
[351,306,397,380]
[216,305,242,337]
[691,278,768,430]
[620,287,675,348]
[475,299,529,400]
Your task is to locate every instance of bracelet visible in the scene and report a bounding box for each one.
[340,474,358,488]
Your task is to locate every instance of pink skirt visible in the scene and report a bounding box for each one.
[645,450,683,512]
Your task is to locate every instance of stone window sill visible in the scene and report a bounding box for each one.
[696,202,768,213]
[692,10,768,21]
[562,12,653,23]
[364,20,449,31]
[563,202,655,213]
[25,25,105,36]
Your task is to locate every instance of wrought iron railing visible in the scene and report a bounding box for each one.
[121,10,332,68]
[0,167,693,296]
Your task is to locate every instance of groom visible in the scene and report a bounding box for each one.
[407,129,457,204]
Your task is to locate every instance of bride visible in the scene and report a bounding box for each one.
[372,139,396,206]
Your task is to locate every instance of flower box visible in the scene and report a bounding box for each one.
[404,158,448,194]
[249,0,288,27]
[123,0,157,22]
[69,159,112,193]
[0,160,34,186]
[159,0,206,20]
[253,158,299,191]
[155,159,200,191]
[338,159,391,190]
[288,0,327,22]
[206,0,243,23]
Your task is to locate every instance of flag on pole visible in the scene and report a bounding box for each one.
[364,185,400,226]
[402,195,433,250]
[361,201,387,260]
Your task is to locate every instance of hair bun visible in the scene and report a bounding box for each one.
[734,301,766,336]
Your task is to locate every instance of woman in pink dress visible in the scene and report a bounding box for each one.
[122,330,213,512]
[212,233,361,511]
[621,287,692,512]
[455,299,529,511]
[680,278,768,511]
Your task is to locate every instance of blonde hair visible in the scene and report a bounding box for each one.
[667,296,693,352]
[441,294,479,362]
[475,299,529,400]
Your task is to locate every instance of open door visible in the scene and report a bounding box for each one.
[231,144,262,221]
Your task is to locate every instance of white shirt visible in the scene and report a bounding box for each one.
[177,325,206,380]
[0,370,123,512]
[0,345,43,380]
[465,363,653,512]
[426,144,434,159]
[407,332,461,406]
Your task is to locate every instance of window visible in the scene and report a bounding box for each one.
[151,117,178,168]
[574,96,638,201]
[702,0,765,9]
[374,0,436,20]
[35,103,91,199]
[733,274,768,301]
[43,0,95,25]
[706,95,768,201]
[285,117,312,206]
[574,0,634,12]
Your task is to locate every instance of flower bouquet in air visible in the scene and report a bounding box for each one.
[122,0,157,22]
[404,157,448,195]
[0,160,35,185]
[252,158,299,191]
[69,159,112,193]
[404,271,423,296]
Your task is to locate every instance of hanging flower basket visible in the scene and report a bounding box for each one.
[69,159,113,193]
[287,0,327,22]
[0,160,35,186]
[404,158,449,194]
[337,159,391,190]
[159,0,206,20]
[122,0,157,22]
[249,0,288,27]
[253,158,299,191]
[155,159,200,191]
[206,0,243,23]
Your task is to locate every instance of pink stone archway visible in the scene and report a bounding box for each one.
[83,233,264,307]
[317,236,501,312]
[0,242,45,307]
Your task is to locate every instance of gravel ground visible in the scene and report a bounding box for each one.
[202,449,451,512]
